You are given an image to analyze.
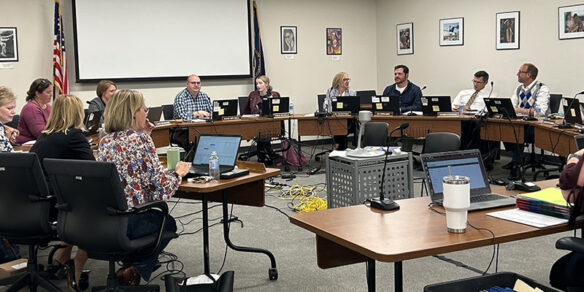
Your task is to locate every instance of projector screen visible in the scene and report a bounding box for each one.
[72,0,251,82]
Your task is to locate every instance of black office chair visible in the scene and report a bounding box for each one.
[162,104,174,120]
[531,94,565,180]
[44,158,178,292]
[0,152,61,292]
[5,114,19,129]
[417,133,461,196]
[551,236,584,291]
[362,122,388,147]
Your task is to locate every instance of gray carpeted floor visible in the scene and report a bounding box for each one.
[8,145,570,291]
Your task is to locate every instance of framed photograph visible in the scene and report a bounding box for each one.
[280,26,297,54]
[559,4,584,40]
[496,11,520,50]
[396,22,413,55]
[326,28,342,55]
[0,27,18,62]
[439,17,464,46]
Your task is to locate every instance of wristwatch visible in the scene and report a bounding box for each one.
[568,153,581,161]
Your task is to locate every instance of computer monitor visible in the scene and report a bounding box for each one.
[261,96,290,117]
[562,97,583,125]
[331,96,360,115]
[212,99,239,120]
[371,95,400,115]
[357,90,376,105]
[483,98,517,119]
[421,96,452,116]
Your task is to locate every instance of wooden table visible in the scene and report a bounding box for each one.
[295,115,349,136]
[290,180,568,291]
[176,166,281,280]
[372,115,469,137]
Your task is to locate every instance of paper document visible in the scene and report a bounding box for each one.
[487,208,568,228]
[328,150,347,157]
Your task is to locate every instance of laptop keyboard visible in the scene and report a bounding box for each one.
[471,193,505,203]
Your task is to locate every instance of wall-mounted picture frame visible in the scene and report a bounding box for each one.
[439,17,464,46]
[0,27,18,62]
[326,28,342,55]
[397,22,413,55]
[559,4,584,40]
[280,26,297,54]
[496,11,520,50]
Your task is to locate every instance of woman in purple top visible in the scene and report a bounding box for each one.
[16,78,53,144]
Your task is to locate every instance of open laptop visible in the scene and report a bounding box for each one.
[421,149,516,211]
[371,95,400,115]
[562,97,583,125]
[331,96,360,115]
[188,134,242,176]
[147,106,163,123]
[421,96,452,116]
[261,96,290,117]
[212,99,239,120]
[84,111,102,136]
[483,98,517,119]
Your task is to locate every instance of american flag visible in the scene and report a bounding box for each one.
[53,0,68,95]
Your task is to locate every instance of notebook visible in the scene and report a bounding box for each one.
[331,96,360,115]
[147,106,163,123]
[483,98,517,119]
[562,97,583,125]
[421,149,516,211]
[261,97,290,117]
[371,95,400,115]
[188,134,242,176]
[421,96,452,116]
[212,99,239,120]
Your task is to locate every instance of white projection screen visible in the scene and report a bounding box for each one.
[72,0,251,82]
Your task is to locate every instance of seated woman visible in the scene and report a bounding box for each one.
[0,86,18,152]
[16,78,53,144]
[323,72,357,150]
[551,148,584,290]
[98,89,190,285]
[243,75,281,164]
[30,94,94,289]
[86,80,116,127]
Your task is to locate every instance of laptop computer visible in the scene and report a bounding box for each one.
[483,98,517,119]
[188,134,242,176]
[422,96,452,116]
[212,99,239,120]
[331,96,360,115]
[261,97,290,117]
[421,149,516,211]
[562,97,583,125]
[371,95,400,115]
[84,111,102,136]
[147,106,163,123]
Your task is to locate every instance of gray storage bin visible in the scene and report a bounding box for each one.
[423,272,559,292]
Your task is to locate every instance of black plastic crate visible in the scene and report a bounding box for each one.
[424,272,559,292]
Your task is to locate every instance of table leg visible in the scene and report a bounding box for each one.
[202,194,210,275]
[366,258,375,292]
[221,191,278,280]
[395,261,403,292]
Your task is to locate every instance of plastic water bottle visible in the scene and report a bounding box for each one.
[289,102,295,116]
[534,106,544,122]
[208,151,220,181]
[459,105,464,116]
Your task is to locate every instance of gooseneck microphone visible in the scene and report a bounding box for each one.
[370,122,409,211]
[558,91,584,129]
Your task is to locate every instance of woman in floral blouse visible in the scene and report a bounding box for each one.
[98,89,190,284]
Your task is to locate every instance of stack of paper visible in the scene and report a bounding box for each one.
[515,187,570,219]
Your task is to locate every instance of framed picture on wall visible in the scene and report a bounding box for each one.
[280,26,297,54]
[0,27,18,62]
[496,11,520,50]
[559,4,584,40]
[439,17,464,46]
[396,22,413,55]
[326,28,342,55]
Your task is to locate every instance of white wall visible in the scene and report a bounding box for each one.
[376,0,584,99]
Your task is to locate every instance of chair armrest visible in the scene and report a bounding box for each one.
[556,237,584,253]
[131,200,169,215]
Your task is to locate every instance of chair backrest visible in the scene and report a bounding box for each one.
[549,94,563,114]
[162,104,174,120]
[317,94,326,112]
[422,132,461,154]
[238,96,247,114]
[43,159,132,253]
[362,122,389,147]
[0,152,52,239]
[5,114,19,129]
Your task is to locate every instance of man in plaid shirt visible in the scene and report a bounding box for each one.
[173,74,213,120]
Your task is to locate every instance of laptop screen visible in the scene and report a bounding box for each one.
[421,150,490,197]
[192,134,241,167]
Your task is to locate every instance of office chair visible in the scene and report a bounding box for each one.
[5,114,19,129]
[416,133,461,196]
[44,158,178,292]
[362,122,388,147]
[531,94,565,180]
[0,152,61,292]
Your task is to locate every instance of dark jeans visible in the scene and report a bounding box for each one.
[503,125,535,167]
[333,119,357,150]
[550,252,584,291]
[127,210,177,281]
[461,120,498,166]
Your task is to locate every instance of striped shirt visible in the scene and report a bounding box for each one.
[172,89,213,119]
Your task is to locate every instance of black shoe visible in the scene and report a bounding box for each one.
[501,161,514,170]
[507,167,521,181]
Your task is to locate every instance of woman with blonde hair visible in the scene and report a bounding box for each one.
[98,89,189,285]
[322,72,357,150]
[30,94,94,290]
[0,86,18,152]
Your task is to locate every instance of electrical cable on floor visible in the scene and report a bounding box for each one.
[145,251,186,285]
[264,204,290,218]
[276,183,327,212]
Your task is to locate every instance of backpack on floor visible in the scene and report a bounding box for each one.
[281,138,306,166]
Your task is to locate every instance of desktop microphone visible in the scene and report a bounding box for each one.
[558,91,584,129]
[370,123,409,211]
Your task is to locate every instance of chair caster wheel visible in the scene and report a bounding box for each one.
[269,268,278,280]
[315,157,320,162]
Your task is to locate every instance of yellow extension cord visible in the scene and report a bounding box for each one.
[274,183,327,212]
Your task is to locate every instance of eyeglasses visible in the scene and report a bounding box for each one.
[472,79,485,84]
[189,81,201,85]
[342,78,351,82]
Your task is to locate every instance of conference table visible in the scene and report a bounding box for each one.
[175,163,280,280]
[289,180,572,292]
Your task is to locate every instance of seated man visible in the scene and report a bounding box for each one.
[382,64,422,113]
[173,74,212,120]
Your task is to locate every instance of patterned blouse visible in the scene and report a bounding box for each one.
[0,124,13,152]
[98,129,181,208]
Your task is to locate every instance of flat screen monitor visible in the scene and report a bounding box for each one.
[331,96,360,115]
[261,97,290,117]
[371,95,400,115]
[212,99,238,120]
[422,96,452,116]
[483,98,517,119]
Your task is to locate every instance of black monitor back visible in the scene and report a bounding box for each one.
[331,96,360,115]
[422,96,452,116]
[212,99,238,120]
[371,95,400,115]
[357,90,376,105]
[261,96,290,117]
